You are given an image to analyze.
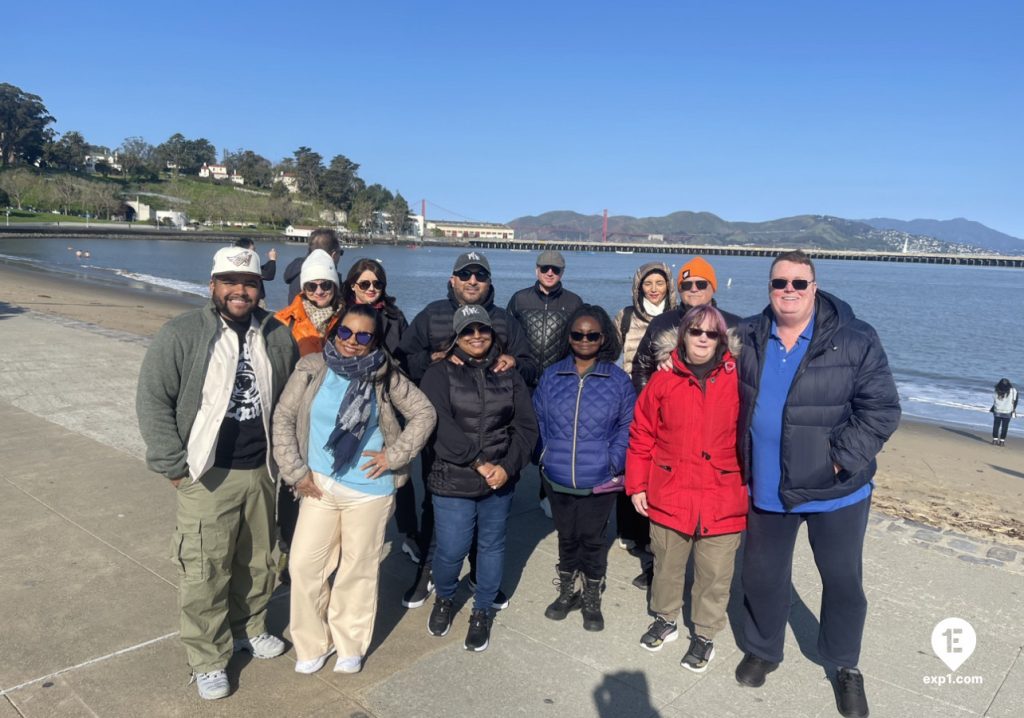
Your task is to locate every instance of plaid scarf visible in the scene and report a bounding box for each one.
[322,342,386,475]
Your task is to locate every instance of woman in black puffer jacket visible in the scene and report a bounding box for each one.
[419,304,538,653]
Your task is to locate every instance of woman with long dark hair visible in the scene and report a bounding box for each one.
[272,304,436,674]
[342,259,408,359]
[992,378,1018,446]
[532,305,635,631]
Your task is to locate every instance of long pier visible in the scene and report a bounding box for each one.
[466,238,1024,268]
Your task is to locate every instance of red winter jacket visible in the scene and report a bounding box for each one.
[625,348,746,537]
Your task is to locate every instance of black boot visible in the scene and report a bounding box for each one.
[544,566,581,621]
[581,576,605,632]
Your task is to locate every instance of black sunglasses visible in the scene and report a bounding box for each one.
[355,279,384,291]
[337,326,375,345]
[538,265,562,276]
[570,331,602,343]
[770,278,812,291]
[303,280,334,293]
[453,268,490,282]
[458,324,493,338]
[680,280,710,291]
[686,327,721,340]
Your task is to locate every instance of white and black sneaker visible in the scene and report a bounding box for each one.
[681,635,715,673]
[640,616,679,652]
[467,577,510,610]
[464,609,492,652]
[428,597,454,636]
[402,567,434,608]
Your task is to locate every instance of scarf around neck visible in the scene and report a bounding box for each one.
[303,298,337,334]
[321,342,386,475]
[642,297,666,317]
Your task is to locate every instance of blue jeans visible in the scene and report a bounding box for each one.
[432,486,514,612]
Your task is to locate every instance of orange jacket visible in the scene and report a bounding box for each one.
[275,295,340,357]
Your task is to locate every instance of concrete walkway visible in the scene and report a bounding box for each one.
[0,309,1021,718]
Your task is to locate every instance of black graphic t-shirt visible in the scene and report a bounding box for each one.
[214,319,267,469]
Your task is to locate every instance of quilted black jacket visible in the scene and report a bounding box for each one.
[506,282,583,375]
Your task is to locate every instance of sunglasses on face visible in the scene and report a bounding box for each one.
[459,324,493,338]
[686,327,721,340]
[453,268,490,282]
[538,265,562,276]
[680,280,710,291]
[337,326,375,345]
[770,278,812,291]
[570,331,602,343]
[355,279,384,291]
[303,281,334,293]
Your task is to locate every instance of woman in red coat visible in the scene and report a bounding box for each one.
[626,304,746,673]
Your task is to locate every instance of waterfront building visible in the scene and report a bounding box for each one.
[426,219,515,240]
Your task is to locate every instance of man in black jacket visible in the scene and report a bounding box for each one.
[282,228,344,304]
[398,251,538,608]
[630,255,740,392]
[733,250,900,718]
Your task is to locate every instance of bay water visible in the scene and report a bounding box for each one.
[2,236,1022,436]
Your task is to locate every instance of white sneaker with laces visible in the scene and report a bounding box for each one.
[192,670,230,700]
[295,647,336,674]
[334,656,362,673]
[233,633,286,659]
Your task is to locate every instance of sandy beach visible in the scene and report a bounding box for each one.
[2,259,1021,544]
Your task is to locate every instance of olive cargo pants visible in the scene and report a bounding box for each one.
[172,466,276,672]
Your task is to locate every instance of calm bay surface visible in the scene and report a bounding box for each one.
[2,236,1022,435]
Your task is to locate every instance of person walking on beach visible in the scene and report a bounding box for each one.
[533,305,634,632]
[272,305,436,675]
[734,250,900,718]
[398,251,537,609]
[136,246,299,700]
[420,305,538,652]
[506,249,583,519]
[283,228,345,304]
[991,378,1018,446]
[626,305,745,672]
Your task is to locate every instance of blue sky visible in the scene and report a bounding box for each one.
[5,1,1022,236]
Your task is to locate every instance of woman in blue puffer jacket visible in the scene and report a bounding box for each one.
[533,305,636,632]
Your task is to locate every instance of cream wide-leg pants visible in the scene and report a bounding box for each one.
[288,486,394,661]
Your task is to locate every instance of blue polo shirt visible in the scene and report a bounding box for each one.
[750,315,871,513]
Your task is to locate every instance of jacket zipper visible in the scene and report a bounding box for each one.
[571,373,587,488]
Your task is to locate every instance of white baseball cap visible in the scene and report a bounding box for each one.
[211,246,261,277]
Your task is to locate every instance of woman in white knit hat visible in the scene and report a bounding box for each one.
[275,249,343,357]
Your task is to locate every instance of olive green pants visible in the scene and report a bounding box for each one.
[172,466,276,672]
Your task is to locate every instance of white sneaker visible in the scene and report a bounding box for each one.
[192,670,230,700]
[334,656,362,674]
[617,537,636,551]
[295,647,336,674]
[539,497,552,519]
[233,633,286,659]
[402,536,422,564]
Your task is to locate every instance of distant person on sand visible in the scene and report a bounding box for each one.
[136,246,299,701]
[991,378,1018,446]
[283,228,344,304]
[734,249,900,718]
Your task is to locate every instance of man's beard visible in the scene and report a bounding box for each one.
[213,293,254,322]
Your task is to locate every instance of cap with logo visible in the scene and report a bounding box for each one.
[677,256,718,292]
[211,246,261,277]
[452,304,493,335]
[452,251,491,274]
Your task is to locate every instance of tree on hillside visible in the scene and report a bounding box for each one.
[155,133,217,175]
[118,137,158,180]
[387,192,410,236]
[292,147,324,199]
[360,183,394,210]
[224,149,273,187]
[0,168,37,209]
[43,130,89,171]
[51,175,80,215]
[0,83,55,167]
[322,154,364,211]
[348,192,375,232]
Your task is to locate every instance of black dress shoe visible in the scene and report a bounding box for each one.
[735,653,779,687]
[631,569,652,590]
[835,667,869,718]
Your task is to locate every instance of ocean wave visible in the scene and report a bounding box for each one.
[111,269,208,297]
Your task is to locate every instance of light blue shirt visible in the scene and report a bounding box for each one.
[308,372,394,496]
[750,314,871,513]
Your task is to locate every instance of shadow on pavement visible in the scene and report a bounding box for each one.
[0,300,27,320]
[989,463,1024,480]
[940,426,989,444]
[593,671,660,718]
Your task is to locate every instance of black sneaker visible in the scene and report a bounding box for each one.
[467,577,510,610]
[640,616,679,652]
[427,597,454,637]
[464,609,492,652]
[681,635,715,673]
[735,653,779,687]
[835,667,869,718]
[631,569,653,590]
[403,567,434,608]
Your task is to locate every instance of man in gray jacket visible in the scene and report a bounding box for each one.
[136,245,298,700]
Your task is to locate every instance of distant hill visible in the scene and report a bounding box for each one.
[508,211,978,254]
[860,217,1024,254]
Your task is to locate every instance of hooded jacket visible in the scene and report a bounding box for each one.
[737,290,901,509]
[532,355,636,491]
[275,294,341,357]
[626,347,746,537]
[613,262,676,376]
[399,282,539,385]
[506,281,583,372]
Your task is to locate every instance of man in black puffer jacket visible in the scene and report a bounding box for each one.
[733,251,900,718]
[506,250,582,380]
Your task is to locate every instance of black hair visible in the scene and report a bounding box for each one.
[996,378,1012,398]
[233,238,256,249]
[560,304,621,363]
[341,258,401,318]
[333,304,406,401]
[309,228,342,255]
[771,249,816,280]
